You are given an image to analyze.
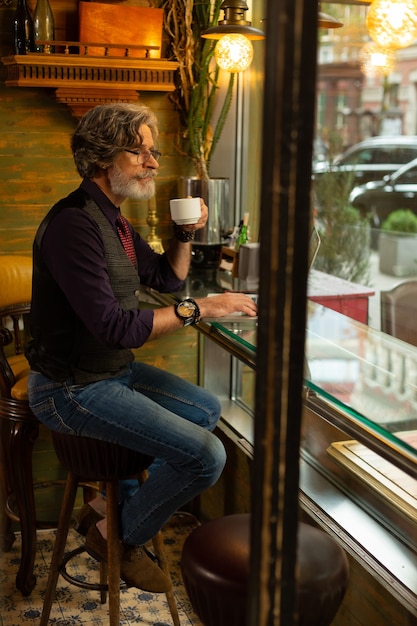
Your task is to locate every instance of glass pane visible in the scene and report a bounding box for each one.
[214,303,417,460]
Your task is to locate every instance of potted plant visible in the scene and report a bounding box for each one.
[162,0,236,181]
[379,209,417,277]
[162,0,242,265]
[313,169,371,285]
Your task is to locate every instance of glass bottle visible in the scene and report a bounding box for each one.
[33,0,55,53]
[235,213,249,251]
[13,0,35,55]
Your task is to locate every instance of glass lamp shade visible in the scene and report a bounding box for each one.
[214,34,254,72]
[366,0,417,49]
[359,41,396,77]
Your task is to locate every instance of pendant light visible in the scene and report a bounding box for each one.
[214,33,254,72]
[204,2,343,73]
[366,0,417,49]
[359,41,396,77]
[201,0,265,41]
[201,0,264,73]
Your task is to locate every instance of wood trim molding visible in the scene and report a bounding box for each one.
[1,47,179,117]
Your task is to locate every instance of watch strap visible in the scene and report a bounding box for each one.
[173,223,196,242]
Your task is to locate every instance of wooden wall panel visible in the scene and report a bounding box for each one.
[132,327,199,385]
[0,83,79,254]
[198,431,252,521]
[0,85,194,255]
[332,550,416,626]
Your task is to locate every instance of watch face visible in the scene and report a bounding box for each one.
[177,301,196,318]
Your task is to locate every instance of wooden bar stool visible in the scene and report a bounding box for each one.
[40,431,180,626]
[0,255,96,596]
[181,514,349,626]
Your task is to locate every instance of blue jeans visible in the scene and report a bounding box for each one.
[27,362,226,546]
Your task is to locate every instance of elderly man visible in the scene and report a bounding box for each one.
[26,103,257,592]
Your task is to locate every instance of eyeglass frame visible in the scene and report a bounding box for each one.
[124,147,162,163]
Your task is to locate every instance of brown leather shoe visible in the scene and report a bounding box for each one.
[85,524,171,593]
[74,503,105,536]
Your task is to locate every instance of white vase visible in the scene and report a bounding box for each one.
[379,232,417,277]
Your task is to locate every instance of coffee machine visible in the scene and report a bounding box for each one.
[178,177,231,269]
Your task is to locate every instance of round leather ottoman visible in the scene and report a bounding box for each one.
[181,514,349,626]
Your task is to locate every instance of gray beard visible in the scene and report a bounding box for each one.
[109,164,156,200]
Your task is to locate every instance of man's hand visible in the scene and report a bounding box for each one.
[197,292,258,319]
[150,291,257,342]
[179,198,208,234]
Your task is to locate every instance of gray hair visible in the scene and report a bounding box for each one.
[71,103,159,178]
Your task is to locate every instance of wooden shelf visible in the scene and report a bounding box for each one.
[219,246,239,277]
[1,44,179,117]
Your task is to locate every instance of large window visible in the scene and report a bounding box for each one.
[314,4,417,337]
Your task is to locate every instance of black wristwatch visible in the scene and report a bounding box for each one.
[175,298,201,326]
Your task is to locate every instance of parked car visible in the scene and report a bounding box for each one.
[349,157,417,227]
[313,135,417,187]
[313,137,329,166]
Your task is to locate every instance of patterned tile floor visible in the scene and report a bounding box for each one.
[0,513,203,626]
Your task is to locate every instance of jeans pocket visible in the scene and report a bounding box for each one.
[29,395,77,435]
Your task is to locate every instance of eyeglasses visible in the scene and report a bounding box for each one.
[124,148,162,163]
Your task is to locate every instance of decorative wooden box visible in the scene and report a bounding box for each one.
[79,2,164,58]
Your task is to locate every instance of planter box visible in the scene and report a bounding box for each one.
[79,2,163,58]
[379,232,417,277]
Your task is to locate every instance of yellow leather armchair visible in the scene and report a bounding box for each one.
[0,255,38,596]
[0,255,32,400]
[0,255,32,310]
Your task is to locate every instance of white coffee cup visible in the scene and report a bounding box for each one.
[169,197,201,225]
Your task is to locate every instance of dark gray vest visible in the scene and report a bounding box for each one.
[27,189,142,384]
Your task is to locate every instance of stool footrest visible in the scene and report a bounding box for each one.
[60,545,128,592]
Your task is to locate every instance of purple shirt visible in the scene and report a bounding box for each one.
[41,179,184,349]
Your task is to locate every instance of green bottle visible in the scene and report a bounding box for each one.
[13,0,35,55]
[235,213,249,251]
